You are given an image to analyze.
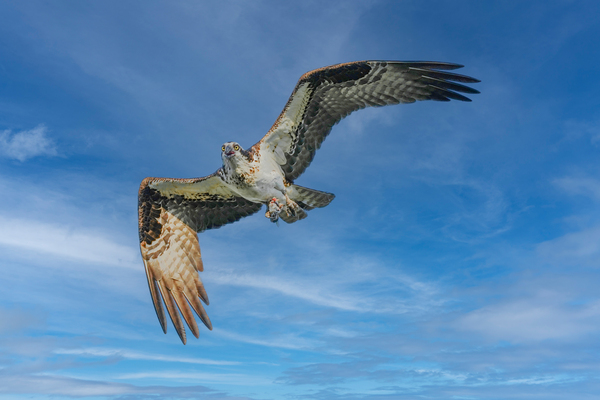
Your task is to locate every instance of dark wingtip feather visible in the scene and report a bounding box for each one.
[157,281,188,345]
[174,320,187,344]
[429,92,451,102]
[145,268,168,334]
[410,67,480,84]
[432,87,473,102]
[423,62,464,70]
[421,76,480,94]
[177,329,187,345]
[450,74,480,84]
[172,289,200,340]
[197,282,210,305]
[392,61,465,70]
[200,312,213,331]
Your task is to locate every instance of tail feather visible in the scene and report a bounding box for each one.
[279,207,307,224]
[278,184,334,224]
[287,184,335,210]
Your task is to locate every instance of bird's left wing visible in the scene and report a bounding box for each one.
[253,60,479,181]
[138,173,263,344]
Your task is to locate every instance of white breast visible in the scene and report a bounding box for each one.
[223,153,286,203]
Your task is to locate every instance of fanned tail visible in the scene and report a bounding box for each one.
[279,184,335,224]
[288,184,335,210]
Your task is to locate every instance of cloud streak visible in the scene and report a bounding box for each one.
[456,297,600,343]
[0,125,57,161]
[54,347,241,366]
[0,374,216,397]
[554,177,600,201]
[213,327,320,350]
[206,263,437,316]
[536,225,600,267]
[208,270,370,312]
[118,370,272,386]
[0,215,138,269]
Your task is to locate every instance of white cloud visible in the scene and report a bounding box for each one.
[118,370,272,385]
[54,347,240,366]
[213,327,319,350]
[206,266,434,315]
[563,118,600,146]
[0,374,144,396]
[456,297,600,343]
[207,270,369,312]
[536,225,600,267]
[0,125,57,161]
[0,215,138,269]
[0,306,43,333]
[0,374,215,397]
[554,177,600,200]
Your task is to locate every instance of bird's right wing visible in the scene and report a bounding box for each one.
[138,173,263,344]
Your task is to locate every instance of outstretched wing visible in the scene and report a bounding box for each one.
[138,173,263,344]
[254,61,480,181]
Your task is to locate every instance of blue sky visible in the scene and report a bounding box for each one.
[1,1,599,399]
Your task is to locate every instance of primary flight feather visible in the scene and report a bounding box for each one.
[138,60,480,344]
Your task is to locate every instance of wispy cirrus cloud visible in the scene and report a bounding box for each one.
[0,215,138,269]
[536,225,600,267]
[206,263,437,315]
[455,296,600,343]
[118,370,273,386]
[554,177,600,200]
[213,327,320,350]
[207,270,370,312]
[54,347,240,366]
[563,118,600,146]
[0,373,216,397]
[0,125,57,161]
[0,305,44,334]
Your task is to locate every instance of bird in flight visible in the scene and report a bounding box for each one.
[138,60,479,344]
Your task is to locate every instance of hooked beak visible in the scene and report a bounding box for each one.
[223,145,235,157]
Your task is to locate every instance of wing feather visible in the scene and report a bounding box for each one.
[157,279,187,344]
[144,262,167,333]
[171,278,200,339]
[253,60,479,180]
[139,173,262,343]
[183,286,212,330]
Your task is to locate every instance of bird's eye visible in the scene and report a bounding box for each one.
[221,145,225,151]
[234,145,240,151]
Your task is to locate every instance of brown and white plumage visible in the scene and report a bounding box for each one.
[256,61,480,180]
[138,60,479,343]
[138,175,262,343]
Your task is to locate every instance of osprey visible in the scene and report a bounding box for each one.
[138,60,479,343]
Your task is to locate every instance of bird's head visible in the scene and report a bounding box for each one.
[221,141,244,163]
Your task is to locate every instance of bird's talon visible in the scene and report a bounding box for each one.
[286,206,296,217]
[267,198,283,222]
[285,200,300,217]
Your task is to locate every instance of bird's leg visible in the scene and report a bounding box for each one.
[283,192,300,217]
[265,197,284,223]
